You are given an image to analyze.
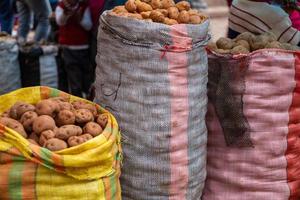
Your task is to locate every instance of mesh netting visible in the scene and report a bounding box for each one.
[208,55,253,147]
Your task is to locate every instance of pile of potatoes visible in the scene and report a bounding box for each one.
[0,97,108,151]
[110,0,207,25]
[208,32,299,55]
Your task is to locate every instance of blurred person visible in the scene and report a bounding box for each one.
[49,0,59,11]
[0,0,15,34]
[228,0,300,45]
[88,0,105,81]
[16,0,51,43]
[56,0,93,97]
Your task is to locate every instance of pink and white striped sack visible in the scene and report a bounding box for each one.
[95,11,210,200]
[203,49,300,200]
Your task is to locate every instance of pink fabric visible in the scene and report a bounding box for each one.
[166,25,191,200]
[290,11,300,30]
[203,51,296,200]
[89,0,105,30]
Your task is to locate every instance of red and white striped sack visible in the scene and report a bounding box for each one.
[203,49,300,200]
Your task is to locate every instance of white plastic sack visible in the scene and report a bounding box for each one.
[0,37,21,95]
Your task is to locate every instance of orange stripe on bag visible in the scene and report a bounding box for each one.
[21,161,37,199]
[0,153,13,200]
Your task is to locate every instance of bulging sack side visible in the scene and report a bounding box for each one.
[95,11,209,200]
[0,86,122,200]
[203,49,300,200]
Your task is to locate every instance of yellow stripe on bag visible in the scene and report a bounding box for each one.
[36,165,106,200]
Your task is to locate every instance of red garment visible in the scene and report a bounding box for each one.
[227,0,232,6]
[58,1,90,45]
[89,0,105,30]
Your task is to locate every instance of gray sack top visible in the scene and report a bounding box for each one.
[99,11,210,51]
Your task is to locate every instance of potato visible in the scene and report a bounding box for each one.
[32,115,56,135]
[0,117,27,138]
[215,48,231,54]
[72,101,98,117]
[151,0,162,9]
[207,42,218,51]
[56,110,75,126]
[167,7,179,19]
[141,0,151,3]
[231,45,250,54]
[97,114,108,129]
[1,110,10,118]
[83,122,103,137]
[44,138,68,151]
[10,102,35,119]
[157,9,168,17]
[35,99,59,117]
[177,10,190,24]
[39,130,56,146]
[189,15,201,24]
[28,139,39,146]
[235,32,255,43]
[16,103,35,119]
[56,125,82,140]
[29,132,39,144]
[161,0,175,9]
[125,0,137,12]
[150,10,165,22]
[216,37,234,50]
[67,136,86,147]
[80,134,93,141]
[58,102,74,111]
[163,17,178,25]
[265,41,283,49]
[141,11,151,19]
[126,13,143,20]
[136,1,153,12]
[9,102,23,119]
[175,1,190,11]
[75,109,94,124]
[249,35,269,51]
[234,39,250,50]
[113,5,128,14]
[188,9,199,16]
[20,111,38,132]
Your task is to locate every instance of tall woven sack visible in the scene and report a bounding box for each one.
[95,11,209,200]
[0,87,122,200]
[202,49,300,200]
[0,36,21,94]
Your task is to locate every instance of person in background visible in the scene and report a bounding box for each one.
[16,0,51,43]
[228,0,300,45]
[88,0,105,79]
[0,0,15,34]
[56,0,93,97]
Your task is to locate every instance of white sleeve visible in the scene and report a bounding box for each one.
[55,6,70,26]
[80,8,93,31]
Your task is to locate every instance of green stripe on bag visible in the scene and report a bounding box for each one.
[8,156,25,200]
